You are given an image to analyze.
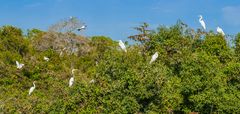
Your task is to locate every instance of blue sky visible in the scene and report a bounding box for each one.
[1,0,240,40]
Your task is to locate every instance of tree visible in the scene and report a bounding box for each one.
[32,17,90,56]
[235,33,240,58]
[128,22,151,44]
[1,20,240,113]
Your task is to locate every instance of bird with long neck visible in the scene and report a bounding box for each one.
[199,15,206,30]
[29,81,36,95]
[69,69,77,87]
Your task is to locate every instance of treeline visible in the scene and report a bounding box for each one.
[0,19,240,113]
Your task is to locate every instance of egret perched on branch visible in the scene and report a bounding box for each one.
[44,56,49,61]
[217,26,225,36]
[199,15,206,30]
[29,81,36,95]
[16,61,24,69]
[150,52,158,64]
[77,25,87,31]
[119,40,127,52]
[69,69,77,87]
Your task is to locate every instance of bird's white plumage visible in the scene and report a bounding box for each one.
[150,52,158,64]
[77,25,86,31]
[59,51,63,57]
[90,79,95,83]
[69,69,77,87]
[44,56,49,61]
[81,25,86,29]
[59,47,66,57]
[29,81,36,95]
[119,40,127,52]
[199,15,206,30]
[217,26,225,36]
[69,77,74,87]
[16,61,24,69]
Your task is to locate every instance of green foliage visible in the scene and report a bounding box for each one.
[235,33,240,60]
[1,21,240,113]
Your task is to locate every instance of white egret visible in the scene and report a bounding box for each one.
[69,77,74,87]
[199,15,206,30]
[44,56,49,61]
[59,47,66,57]
[60,51,63,57]
[16,61,24,69]
[90,79,95,83]
[77,25,87,31]
[150,52,158,64]
[69,69,77,87]
[29,81,36,95]
[119,40,127,52]
[217,26,225,36]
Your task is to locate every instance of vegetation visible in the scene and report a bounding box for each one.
[0,19,240,113]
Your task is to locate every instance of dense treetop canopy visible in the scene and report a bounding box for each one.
[0,19,240,113]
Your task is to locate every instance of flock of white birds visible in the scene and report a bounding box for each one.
[199,15,225,36]
[17,15,225,96]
